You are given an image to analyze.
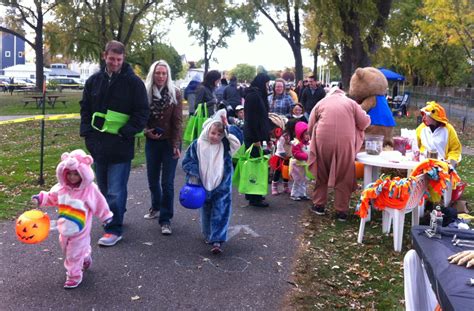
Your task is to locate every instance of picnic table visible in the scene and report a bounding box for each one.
[23,95,67,108]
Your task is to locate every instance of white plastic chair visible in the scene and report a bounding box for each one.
[357,174,427,252]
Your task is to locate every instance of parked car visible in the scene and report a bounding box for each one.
[15,78,36,88]
[0,77,10,92]
[48,78,84,91]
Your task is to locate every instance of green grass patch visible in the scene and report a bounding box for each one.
[289,205,407,310]
[0,119,145,220]
[0,91,82,115]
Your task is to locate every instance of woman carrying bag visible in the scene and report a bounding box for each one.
[243,73,272,207]
[143,60,183,236]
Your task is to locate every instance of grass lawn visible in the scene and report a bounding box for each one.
[0,119,146,219]
[0,91,83,115]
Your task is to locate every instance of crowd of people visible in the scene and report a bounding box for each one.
[30,40,464,294]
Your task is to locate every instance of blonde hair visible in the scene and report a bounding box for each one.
[210,122,224,133]
[144,60,177,105]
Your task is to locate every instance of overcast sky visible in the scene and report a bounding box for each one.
[3,5,317,72]
[163,16,315,72]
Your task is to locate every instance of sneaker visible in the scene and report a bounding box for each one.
[311,205,325,215]
[144,208,159,219]
[64,278,82,289]
[271,182,280,195]
[98,233,122,246]
[82,257,92,271]
[299,196,310,201]
[249,200,269,207]
[211,242,222,254]
[161,224,172,235]
[336,212,348,222]
[290,196,301,201]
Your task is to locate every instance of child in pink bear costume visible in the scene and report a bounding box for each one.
[32,149,113,289]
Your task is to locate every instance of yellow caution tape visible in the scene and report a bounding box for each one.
[0,113,80,125]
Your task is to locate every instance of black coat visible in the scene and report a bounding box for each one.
[243,86,271,144]
[223,81,241,109]
[300,86,326,114]
[194,84,217,115]
[80,63,149,163]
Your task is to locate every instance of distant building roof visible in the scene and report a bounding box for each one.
[3,63,50,73]
[48,63,80,78]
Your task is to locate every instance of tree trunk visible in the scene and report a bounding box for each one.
[292,45,303,82]
[312,32,322,78]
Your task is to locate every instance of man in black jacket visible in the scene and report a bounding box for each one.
[300,75,326,118]
[223,76,242,117]
[80,40,149,246]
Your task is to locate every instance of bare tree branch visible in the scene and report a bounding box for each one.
[0,26,35,47]
[257,4,290,45]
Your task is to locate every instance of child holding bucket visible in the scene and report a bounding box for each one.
[269,128,292,195]
[290,122,310,201]
[32,149,113,289]
[182,109,241,254]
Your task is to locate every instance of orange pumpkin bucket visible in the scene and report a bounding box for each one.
[15,210,50,244]
[282,164,290,180]
[355,161,364,179]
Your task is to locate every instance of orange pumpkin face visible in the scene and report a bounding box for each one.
[15,210,50,244]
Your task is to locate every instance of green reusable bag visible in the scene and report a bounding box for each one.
[234,145,269,195]
[232,144,246,164]
[183,103,208,143]
[305,163,315,180]
[91,110,144,137]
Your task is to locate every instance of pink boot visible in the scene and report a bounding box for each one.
[283,182,291,194]
[271,181,280,195]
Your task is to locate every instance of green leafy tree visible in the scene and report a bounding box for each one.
[305,0,393,88]
[374,0,472,86]
[174,0,259,75]
[0,0,59,90]
[46,0,159,65]
[125,5,182,78]
[230,63,256,82]
[128,42,182,80]
[254,0,305,81]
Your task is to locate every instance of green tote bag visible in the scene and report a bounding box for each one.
[183,103,208,143]
[233,145,269,195]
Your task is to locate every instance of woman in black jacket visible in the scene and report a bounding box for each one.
[194,70,221,116]
[243,73,271,207]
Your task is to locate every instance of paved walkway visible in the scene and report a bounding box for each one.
[0,165,305,310]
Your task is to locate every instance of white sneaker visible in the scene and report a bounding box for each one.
[290,196,301,201]
[161,224,172,235]
[97,233,122,246]
[144,209,159,219]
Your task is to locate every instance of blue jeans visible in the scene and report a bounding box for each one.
[145,139,179,225]
[95,161,131,236]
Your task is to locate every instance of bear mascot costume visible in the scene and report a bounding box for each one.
[349,67,396,146]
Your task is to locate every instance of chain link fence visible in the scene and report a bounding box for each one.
[406,86,473,133]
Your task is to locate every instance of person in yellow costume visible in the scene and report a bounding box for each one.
[416,101,462,167]
[416,101,462,204]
